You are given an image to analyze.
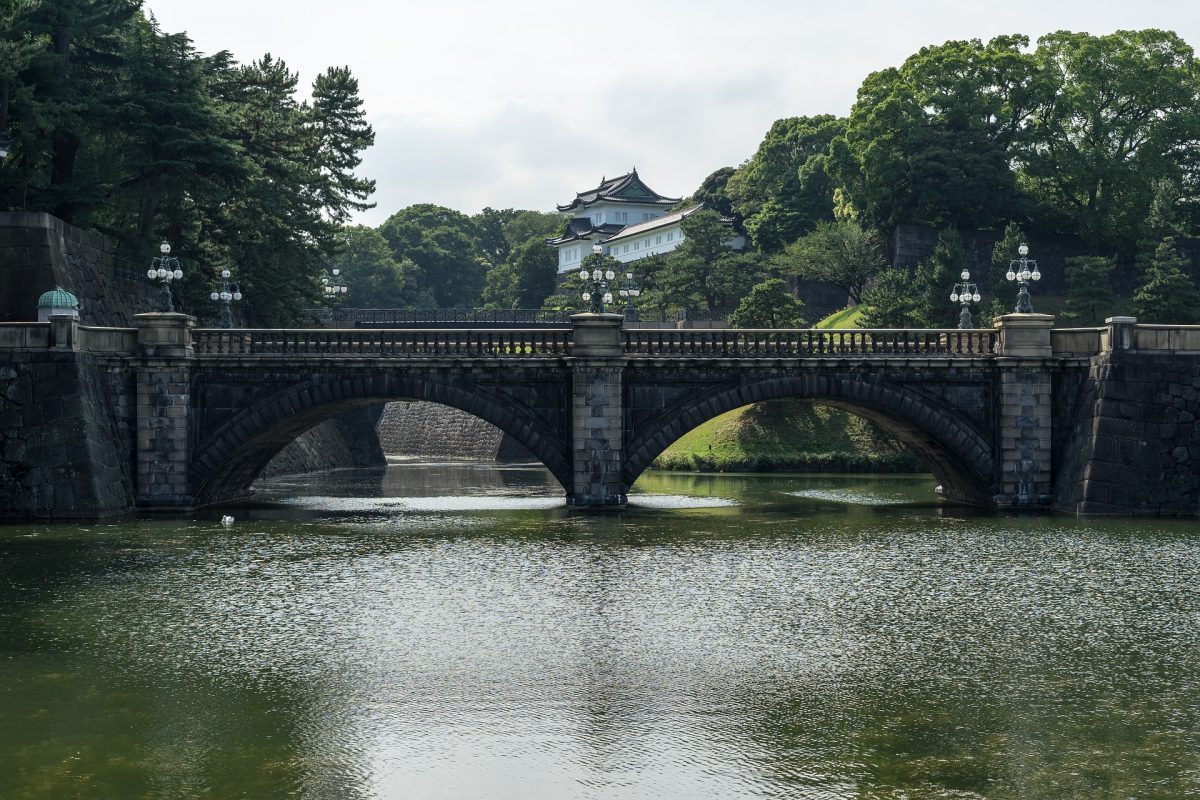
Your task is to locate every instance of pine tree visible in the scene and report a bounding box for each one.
[914,228,966,327]
[308,65,375,225]
[1132,238,1200,323]
[861,268,922,328]
[986,222,1024,320]
[729,278,806,328]
[1061,256,1114,325]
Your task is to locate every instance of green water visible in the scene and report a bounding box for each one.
[2,464,1199,799]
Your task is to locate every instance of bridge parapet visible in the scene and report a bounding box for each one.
[191,327,572,357]
[623,328,997,358]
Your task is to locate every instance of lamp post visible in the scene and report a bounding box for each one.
[1006,243,1041,313]
[617,270,641,322]
[146,241,183,313]
[579,244,615,314]
[209,268,242,328]
[322,267,348,302]
[950,268,981,329]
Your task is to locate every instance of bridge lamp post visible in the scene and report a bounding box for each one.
[579,244,615,313]
[1006,243,1041,313]
[950,268,981,329]
[618,270,641,322]
[322,268,348,302]
[146,241,183,313]
[209,268,242,328]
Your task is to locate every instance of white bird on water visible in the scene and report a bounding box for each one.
[220,515,235,527]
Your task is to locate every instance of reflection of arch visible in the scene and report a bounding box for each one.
[624,376,995,505]
[190,374,570,504]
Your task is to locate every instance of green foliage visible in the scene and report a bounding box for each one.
[1061,256,1115,325]
[336,225,409,308]
[642,209,766,316]
[986,223,1025,320]
[914,229,967,328]
[725,115,844,251]
[860,268,922,328]
[379,204,486,308]
[778,220,886,304]
[471,207,561,267]
[729,279,806,328]
[1132,239,1200,323]
[482,235,558,310]
[815,305,865,329]
[687,166,738,224]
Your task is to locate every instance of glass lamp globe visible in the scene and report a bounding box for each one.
[1018,244,1029,256]
[960,270,970,280]
[592,244,603,255]
[173,269,183,280]
[1031,269,1041,281]
[332,268,340,277]
[160,242,171,255]
[156,267,168,279]
[341,286,348,294]
[951,293,959,302]
[1006,269,1016,281]
[626,272,633,280]
[1022,269,1032,281]
[579,269,589,280]
[630,288,640,297]
[210,291,220,301]
[221,291,231,301]
[604,270,615,281]
[592,269,602,281]
[603,292,613,304]
[233,291,242,301]
[221,269,231,279]
[620,289,629,297]
[582,291,591,301]
[147,268,157,279]
[972,292,981,302]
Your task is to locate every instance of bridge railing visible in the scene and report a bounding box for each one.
[622,328,997,357]
[192,327,573,357]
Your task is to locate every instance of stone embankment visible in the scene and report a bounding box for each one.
[376,401,533,461]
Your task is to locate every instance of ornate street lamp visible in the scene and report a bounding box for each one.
[146,240,183,313]
[618,270,641,322]
[950,268,981,329]
[579,244,615,313]
[1006,242,1041,313]
[322,267,348,302]
[209,268,243,328]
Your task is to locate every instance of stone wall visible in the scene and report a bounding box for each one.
[260,405,387,479]
[0,350,135,520]
[375,401,534,461]
[1054,350,1200,515]
[0,212,159,326]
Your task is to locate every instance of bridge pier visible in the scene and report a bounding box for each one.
[995,314,1054,506]
[567,313,627,510]
[133,312,196,509]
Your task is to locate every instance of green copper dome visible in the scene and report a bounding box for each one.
[37,286,79,309]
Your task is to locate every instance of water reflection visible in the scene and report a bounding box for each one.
[1,464,1199,798]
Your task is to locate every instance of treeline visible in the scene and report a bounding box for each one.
[0,0,374,324]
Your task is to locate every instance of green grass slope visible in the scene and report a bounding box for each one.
[652,399,924,473]
[815,305,865,329]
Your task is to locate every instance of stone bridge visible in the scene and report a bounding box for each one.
[2,313,1199,518]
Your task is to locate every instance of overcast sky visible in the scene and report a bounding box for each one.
[147,0,1199,225]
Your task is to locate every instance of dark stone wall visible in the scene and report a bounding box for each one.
[1054,352,1200,515]
[0,351,135,520]
[375,401,534,461]
[260,405,387,480]
[0,212,159,325]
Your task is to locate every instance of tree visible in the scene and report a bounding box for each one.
[729,279,806,328]
[649,210,766,315]
[985,223,1025,320]
[380,204,486,308]
[725,115,844,251]
[1061,256,1115,325]
[914,229,967,328]
[308,65,375,225]
[482,235,558,309]
[779,220,887,304]
[336,225,410,308]
[1132,238,1200,323]
[860,268,922,328]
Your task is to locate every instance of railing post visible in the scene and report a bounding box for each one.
[568,312,627,510]
[993,313,1054,507]
[1105,316,1137,352]
[133,312,196,509]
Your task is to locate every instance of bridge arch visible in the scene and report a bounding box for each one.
[623,375,996,505]
[189,373,572,505]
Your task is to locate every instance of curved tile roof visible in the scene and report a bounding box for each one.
[556,169,680,212]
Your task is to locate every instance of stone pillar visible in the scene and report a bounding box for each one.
[1105,315,1137,352]
[568,313,627,510]
[133,312,196,508]
[48,313,79,350]
[995,314,1054,506]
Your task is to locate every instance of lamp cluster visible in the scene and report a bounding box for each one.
[579,245,615,314]
[146,241,183,312]
[618,271,641,321]
[1006,243,1041,313]
[209,268,243,328]
[950,269,981,329]
[323,267,348,299]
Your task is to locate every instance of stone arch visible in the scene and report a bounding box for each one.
[623,375,996,505]
[190,373,571,504]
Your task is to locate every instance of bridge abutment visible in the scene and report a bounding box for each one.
[567,314,627,510]
[995,314,1054,506]
[133,313,196,509]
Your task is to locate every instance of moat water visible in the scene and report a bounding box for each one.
[2,463,1199,798]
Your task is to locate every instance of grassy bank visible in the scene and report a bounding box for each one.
[651,400,924,473]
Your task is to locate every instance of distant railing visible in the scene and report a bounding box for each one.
[307,308,575,328]
[192,328,573,357]
[623,328,998,357]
